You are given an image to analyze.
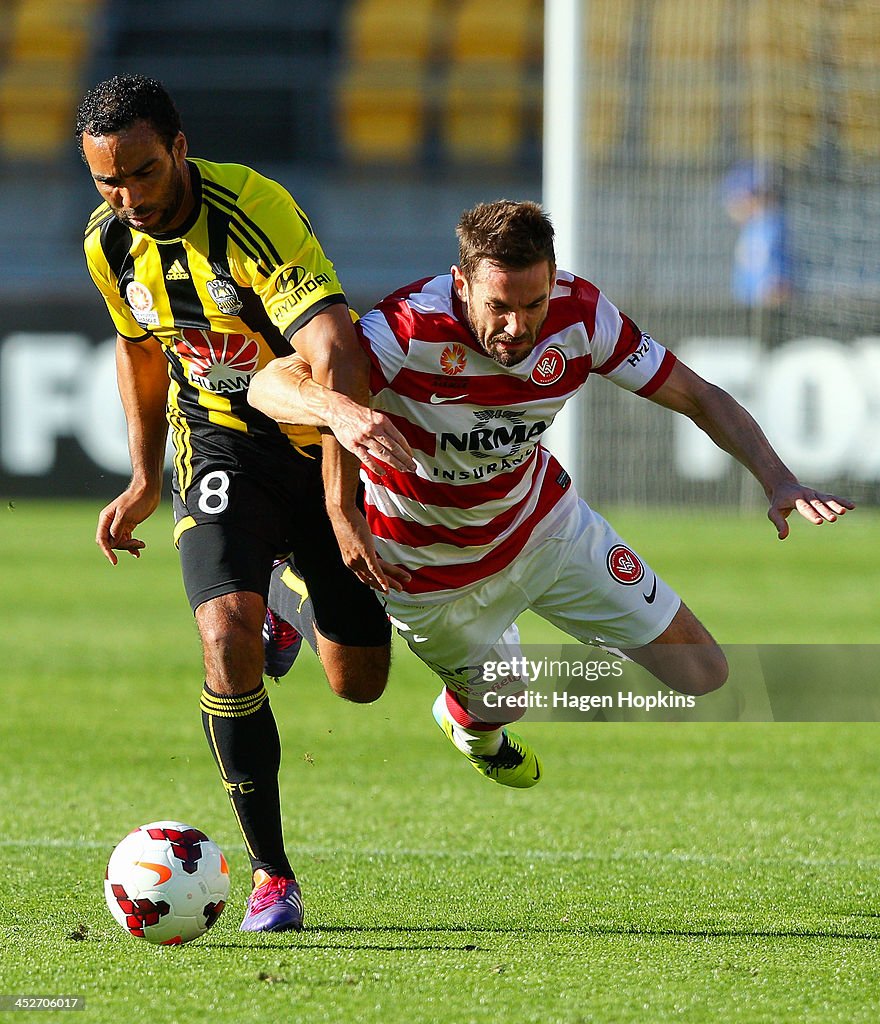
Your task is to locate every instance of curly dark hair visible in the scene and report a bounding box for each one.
[456,200,556,281]
[74,74,181,159]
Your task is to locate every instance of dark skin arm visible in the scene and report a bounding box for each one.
[96,335,170,563]
[266,304,412,592]
[248,347,414,475]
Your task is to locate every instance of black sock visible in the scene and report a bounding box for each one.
[200,682,293,878]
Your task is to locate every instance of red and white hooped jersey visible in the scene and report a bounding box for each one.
[356,271,676,597]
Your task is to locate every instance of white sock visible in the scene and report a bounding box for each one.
[449,721,504,757]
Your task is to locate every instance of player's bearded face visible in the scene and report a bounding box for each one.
[82,121,193,236]
[456,261,554,367]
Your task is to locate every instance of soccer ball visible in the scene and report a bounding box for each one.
[104,821,230,945]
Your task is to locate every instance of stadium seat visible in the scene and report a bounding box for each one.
[0,1,16,55]
[837,0,880,68]
[649,0,725,61]
[337,64,427,164]
[7,0,95,61]
[586,0,636,61]
[583,0,637,163]
[643,0,725,165]
[448,0,542,66]
[344,0,437,63]
[338,0,542,166]
[836,2,880,163]
[739,68,820,166]
[0,0,103,160]
[0,69,79,159]
[741,2,821,165]
[744,1,821,63]
[583,78,630,165]
[441,0,541,164]
[645,79,723,166]
[336,0,439,164]
[840,81,880,163]
[442,65,535,164]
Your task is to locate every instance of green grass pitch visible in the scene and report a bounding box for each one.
[1,499,878,1023]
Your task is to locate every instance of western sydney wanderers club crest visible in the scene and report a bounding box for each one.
[606,544,645,585]
[530,346,566,386]
[175,328,259,393]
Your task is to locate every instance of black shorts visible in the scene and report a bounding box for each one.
[172,444,390,648]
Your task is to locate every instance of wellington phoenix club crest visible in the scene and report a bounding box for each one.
[206,277,243,315]
[175,328,260,393]
[606,544,645,585]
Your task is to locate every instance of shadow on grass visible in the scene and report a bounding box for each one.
[207,941,487,952]
[204,918,880,949]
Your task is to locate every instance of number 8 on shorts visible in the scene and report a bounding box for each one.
[197,470,231,515]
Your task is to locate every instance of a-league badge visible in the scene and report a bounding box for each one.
[440,343,468,375]
[125,280,159,326]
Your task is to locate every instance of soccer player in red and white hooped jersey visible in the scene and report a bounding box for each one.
[356,269,674,597]
[249,199,854,788]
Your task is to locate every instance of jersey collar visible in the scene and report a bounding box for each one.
[149,161,202,242]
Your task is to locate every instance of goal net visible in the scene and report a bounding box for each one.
[561,0,880,508]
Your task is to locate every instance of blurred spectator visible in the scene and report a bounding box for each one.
[722,161,792,309]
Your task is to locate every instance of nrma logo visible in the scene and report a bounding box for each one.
[439,409,549,459]
[175,329,260,393]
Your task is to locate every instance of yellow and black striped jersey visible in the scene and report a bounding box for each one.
[84,158,342,464]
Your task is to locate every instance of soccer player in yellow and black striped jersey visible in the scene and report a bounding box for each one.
[76,74,414,933]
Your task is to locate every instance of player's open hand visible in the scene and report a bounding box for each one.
[328,505,411,593]
[767,482,855,540]
[328,400,416,476]
[96,486,161,564]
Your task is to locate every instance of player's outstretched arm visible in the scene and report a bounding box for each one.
[647,360,855,539]
[248,349,415,475]
[97,335,170,564]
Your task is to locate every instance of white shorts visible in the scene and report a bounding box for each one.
[381,498,680,699]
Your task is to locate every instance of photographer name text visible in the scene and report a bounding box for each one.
[481,690,697,712]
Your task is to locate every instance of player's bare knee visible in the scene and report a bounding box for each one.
[198,614,255,659]
[641,603,728,695]
[321,642,390,704]
[629,635,728,696]
[195,598,264,692]
[327,673,386,704]
[679,645,729,696]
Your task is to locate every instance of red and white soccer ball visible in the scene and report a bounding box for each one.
[104,821,230,945]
